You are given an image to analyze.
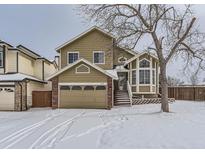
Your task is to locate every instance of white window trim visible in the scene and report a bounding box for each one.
[118,56,128,63]
[0,52,3,67]
[93,51,105,64]
[139,58,150,68]
[75,64,90,74]
[138,68,152,86]
[67,51,79,64]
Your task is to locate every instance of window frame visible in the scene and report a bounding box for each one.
[67,51,79,64]
[139,70,150,84]
[93,51,105,64]
[139,58,150,68]
[0,51,4,68]
[132,70,136,85]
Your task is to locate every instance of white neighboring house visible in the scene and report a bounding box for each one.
[0,40,57,111]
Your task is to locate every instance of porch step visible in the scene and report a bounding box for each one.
[114,90,131,106]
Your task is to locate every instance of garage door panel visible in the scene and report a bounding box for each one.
[0,87,15,110]
[60,86,107,109]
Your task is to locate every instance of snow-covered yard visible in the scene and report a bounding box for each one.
[0,100,205,149]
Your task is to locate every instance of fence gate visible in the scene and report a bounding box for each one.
[32,91,52,107]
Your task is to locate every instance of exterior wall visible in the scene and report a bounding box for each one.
[60,30,113,70]
[113,47,134,66]
[18,53,35,76]
[58,62,107,83]
[5,50,17,73]
[34,59,43,80]
[27,81,46,107]
[44,61,57,79]
[14,81,27,111]
[51,77,58,109]
[107,77,113,109]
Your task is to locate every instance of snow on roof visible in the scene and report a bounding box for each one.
[106,70,118,80]
[0,73,46,83]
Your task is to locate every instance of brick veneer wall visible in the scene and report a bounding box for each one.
[15,81,27,111]
[107,77,113,110]
[51,77,58,109]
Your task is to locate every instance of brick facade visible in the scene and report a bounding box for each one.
[107,77,113,110]
[14,81,27,111]
[51,77,59,109]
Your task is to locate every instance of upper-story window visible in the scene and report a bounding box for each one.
[93,51,105,64]
[139,59,150,68]
[0,46,4,67]
[139,59,150,84]
[67,52,79,64]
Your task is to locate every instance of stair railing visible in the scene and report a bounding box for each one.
[127,81,133,106]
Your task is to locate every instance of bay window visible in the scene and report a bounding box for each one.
[139,70,150,84]
[132,70,136,84]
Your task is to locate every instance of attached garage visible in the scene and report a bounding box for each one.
[0,86,15,110]
[48,59,118,109]
[59,84,107,108]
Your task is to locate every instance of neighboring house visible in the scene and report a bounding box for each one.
[48,26,159,109]
[0,40,57,111]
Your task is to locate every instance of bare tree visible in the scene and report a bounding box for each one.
[79,4,205,112]
[167,76,184,86]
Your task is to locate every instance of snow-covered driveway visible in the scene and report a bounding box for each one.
[0,100,205,149]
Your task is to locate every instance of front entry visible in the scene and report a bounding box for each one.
[117,72,128,91]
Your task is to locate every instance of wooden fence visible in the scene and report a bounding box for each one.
[32,91,52,107]
[168,86,205,101]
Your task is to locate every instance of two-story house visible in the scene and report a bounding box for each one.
[0,40,57,111]
[48,26,159,109]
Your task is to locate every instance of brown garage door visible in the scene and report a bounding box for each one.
[60,85,107,108]
[32,91,52,107]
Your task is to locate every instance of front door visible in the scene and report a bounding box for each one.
[118,72,127,91]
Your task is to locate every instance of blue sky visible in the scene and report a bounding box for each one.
[0,4,91,59]
[0,4,205,82]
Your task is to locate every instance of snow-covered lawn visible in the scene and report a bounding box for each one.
[0,100,205,149]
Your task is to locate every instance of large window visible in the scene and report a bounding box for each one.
[0,51,3,67]
[67,52,79,64]
[152,70,155,84]
[139,70,150,84]
[139,59,150,68]
[93,51,105,64]
[132,70,136,84]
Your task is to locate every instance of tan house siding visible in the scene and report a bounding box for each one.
[60,30,113,70]
[6,50,17,73]
[113,47,134,66]
[139,86,150,92]
[44,61,56,79]
[58,62,107,83]
[34,59,43,80]
[18,53,35,76]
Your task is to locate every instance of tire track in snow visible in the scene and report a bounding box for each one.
[30,111,86,149]
[0,110,67,149]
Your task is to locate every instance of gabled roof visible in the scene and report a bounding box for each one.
[17,45,41,58]
[47,58,118,80]
[56,26,115,52]
[124,51,159,66]
[116,46,137,56]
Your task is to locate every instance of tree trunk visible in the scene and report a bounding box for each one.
[160,62,169,112]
